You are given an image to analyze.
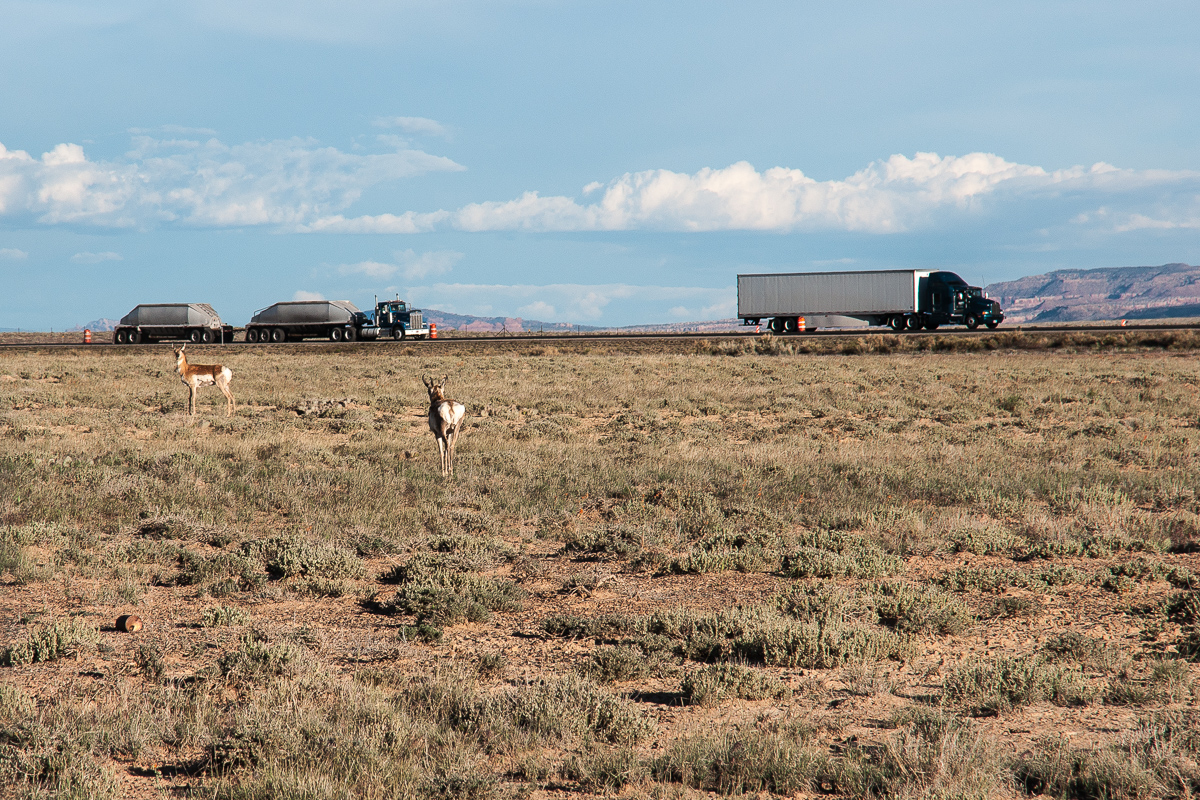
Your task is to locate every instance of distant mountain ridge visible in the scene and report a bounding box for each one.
[987,263,1200,323]
[419,310,600,333]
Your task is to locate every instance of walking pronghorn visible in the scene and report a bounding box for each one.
[173,344,235,417]
[422,375,466,478]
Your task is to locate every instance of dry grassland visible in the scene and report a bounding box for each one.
[2,337,1200,799]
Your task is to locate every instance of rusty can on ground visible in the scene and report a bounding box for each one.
[116,614,143,633]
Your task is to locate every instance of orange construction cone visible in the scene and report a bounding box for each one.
[430,322,437,339]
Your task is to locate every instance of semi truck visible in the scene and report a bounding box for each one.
[737,269,1004,333]
[113,303,234,344]
[244,298,431,343]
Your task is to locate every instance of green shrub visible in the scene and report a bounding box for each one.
[2,617,99,666]
[651,726,829,795]
[580,645,654,683]
[681,663,789,706]
[872,581,973,635]
[944,656,1093,715]
[243,535,365,579]
[198,605,250,627]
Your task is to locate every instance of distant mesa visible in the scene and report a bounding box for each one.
[987,263,1200,324]
[69,318,119,332]
[420,310,598,333]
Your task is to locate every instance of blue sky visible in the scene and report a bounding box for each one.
[1,1,1198,328]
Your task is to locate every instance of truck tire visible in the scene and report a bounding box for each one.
[924,320,940,331]
[189,329,202,343]
[246,329,258,343]
[330,328,342,342]
[906,315,923,331]
[393,327,405,340]
[890,316,906,331]
[769,318,784,334]
[201,329,215,343]
[129,330,142,344]
[783,317,799,334]
[965,315,980,330]
[986,319,999,330]
[271,328,285,343]
[344,327,357,341]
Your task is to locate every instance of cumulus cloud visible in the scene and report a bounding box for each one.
[71,251,122,263]
[448,154,1197,234]
[337,249,462,280]
[372,116,449,137]
[0,135,463,230]
[0,247,27,259]
[292,290,325,301]
[4,140,1196,239]
[406,282,734,323]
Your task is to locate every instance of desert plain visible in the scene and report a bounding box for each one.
[2,331,1200,799]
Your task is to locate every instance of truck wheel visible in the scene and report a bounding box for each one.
[392,327,405,340]
[906,315,923,331]
[246,329,259,343]
[330,328,342,342]
[129,330,142,344]
[344,327,356,341]
[201,329,215,343]
[189,329,202,343]
[271,328,286,343]
[889,316,906,331]
[924,320,940,331]
[782,317,798,334]
[985,319,999,330]
[965,315,980,330]
[768,318,784,334]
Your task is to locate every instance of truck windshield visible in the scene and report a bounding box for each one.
[931,271,969,288]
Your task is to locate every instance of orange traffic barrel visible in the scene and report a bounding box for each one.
[430,322,437,339]
[797,317,806,333]
[84,329,92,344]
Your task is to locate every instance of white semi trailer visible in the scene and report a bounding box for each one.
[737,269,1004,333]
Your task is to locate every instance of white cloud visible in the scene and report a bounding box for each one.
[0,248,27,259]
[0,135,463,230]
[372,116,449,137]
[4,140,1197,239]
[71,251,122,263]
[444,155,1200,235]
[292,290,325,301]
[300,210,447,233]
[518,300,557,319]
[406,282,734,322]
[336,249,462,280]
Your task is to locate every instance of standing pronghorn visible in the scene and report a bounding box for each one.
[173,344,235,417]
[422,375,466,478]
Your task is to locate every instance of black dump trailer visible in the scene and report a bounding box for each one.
[737,269,1004,333]
[113,303,233,344]
[244,299,431,343]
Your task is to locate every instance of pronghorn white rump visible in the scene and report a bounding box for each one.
[173,344,235,417]
[422,375,466,478]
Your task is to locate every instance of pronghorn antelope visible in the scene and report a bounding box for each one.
[422,375,466,478]
[173,344,235,417]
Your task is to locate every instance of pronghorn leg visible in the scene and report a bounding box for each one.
[448,426,460,477]
[437,437,449,478]
[189,385,197,416]
[218,379,235,417]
